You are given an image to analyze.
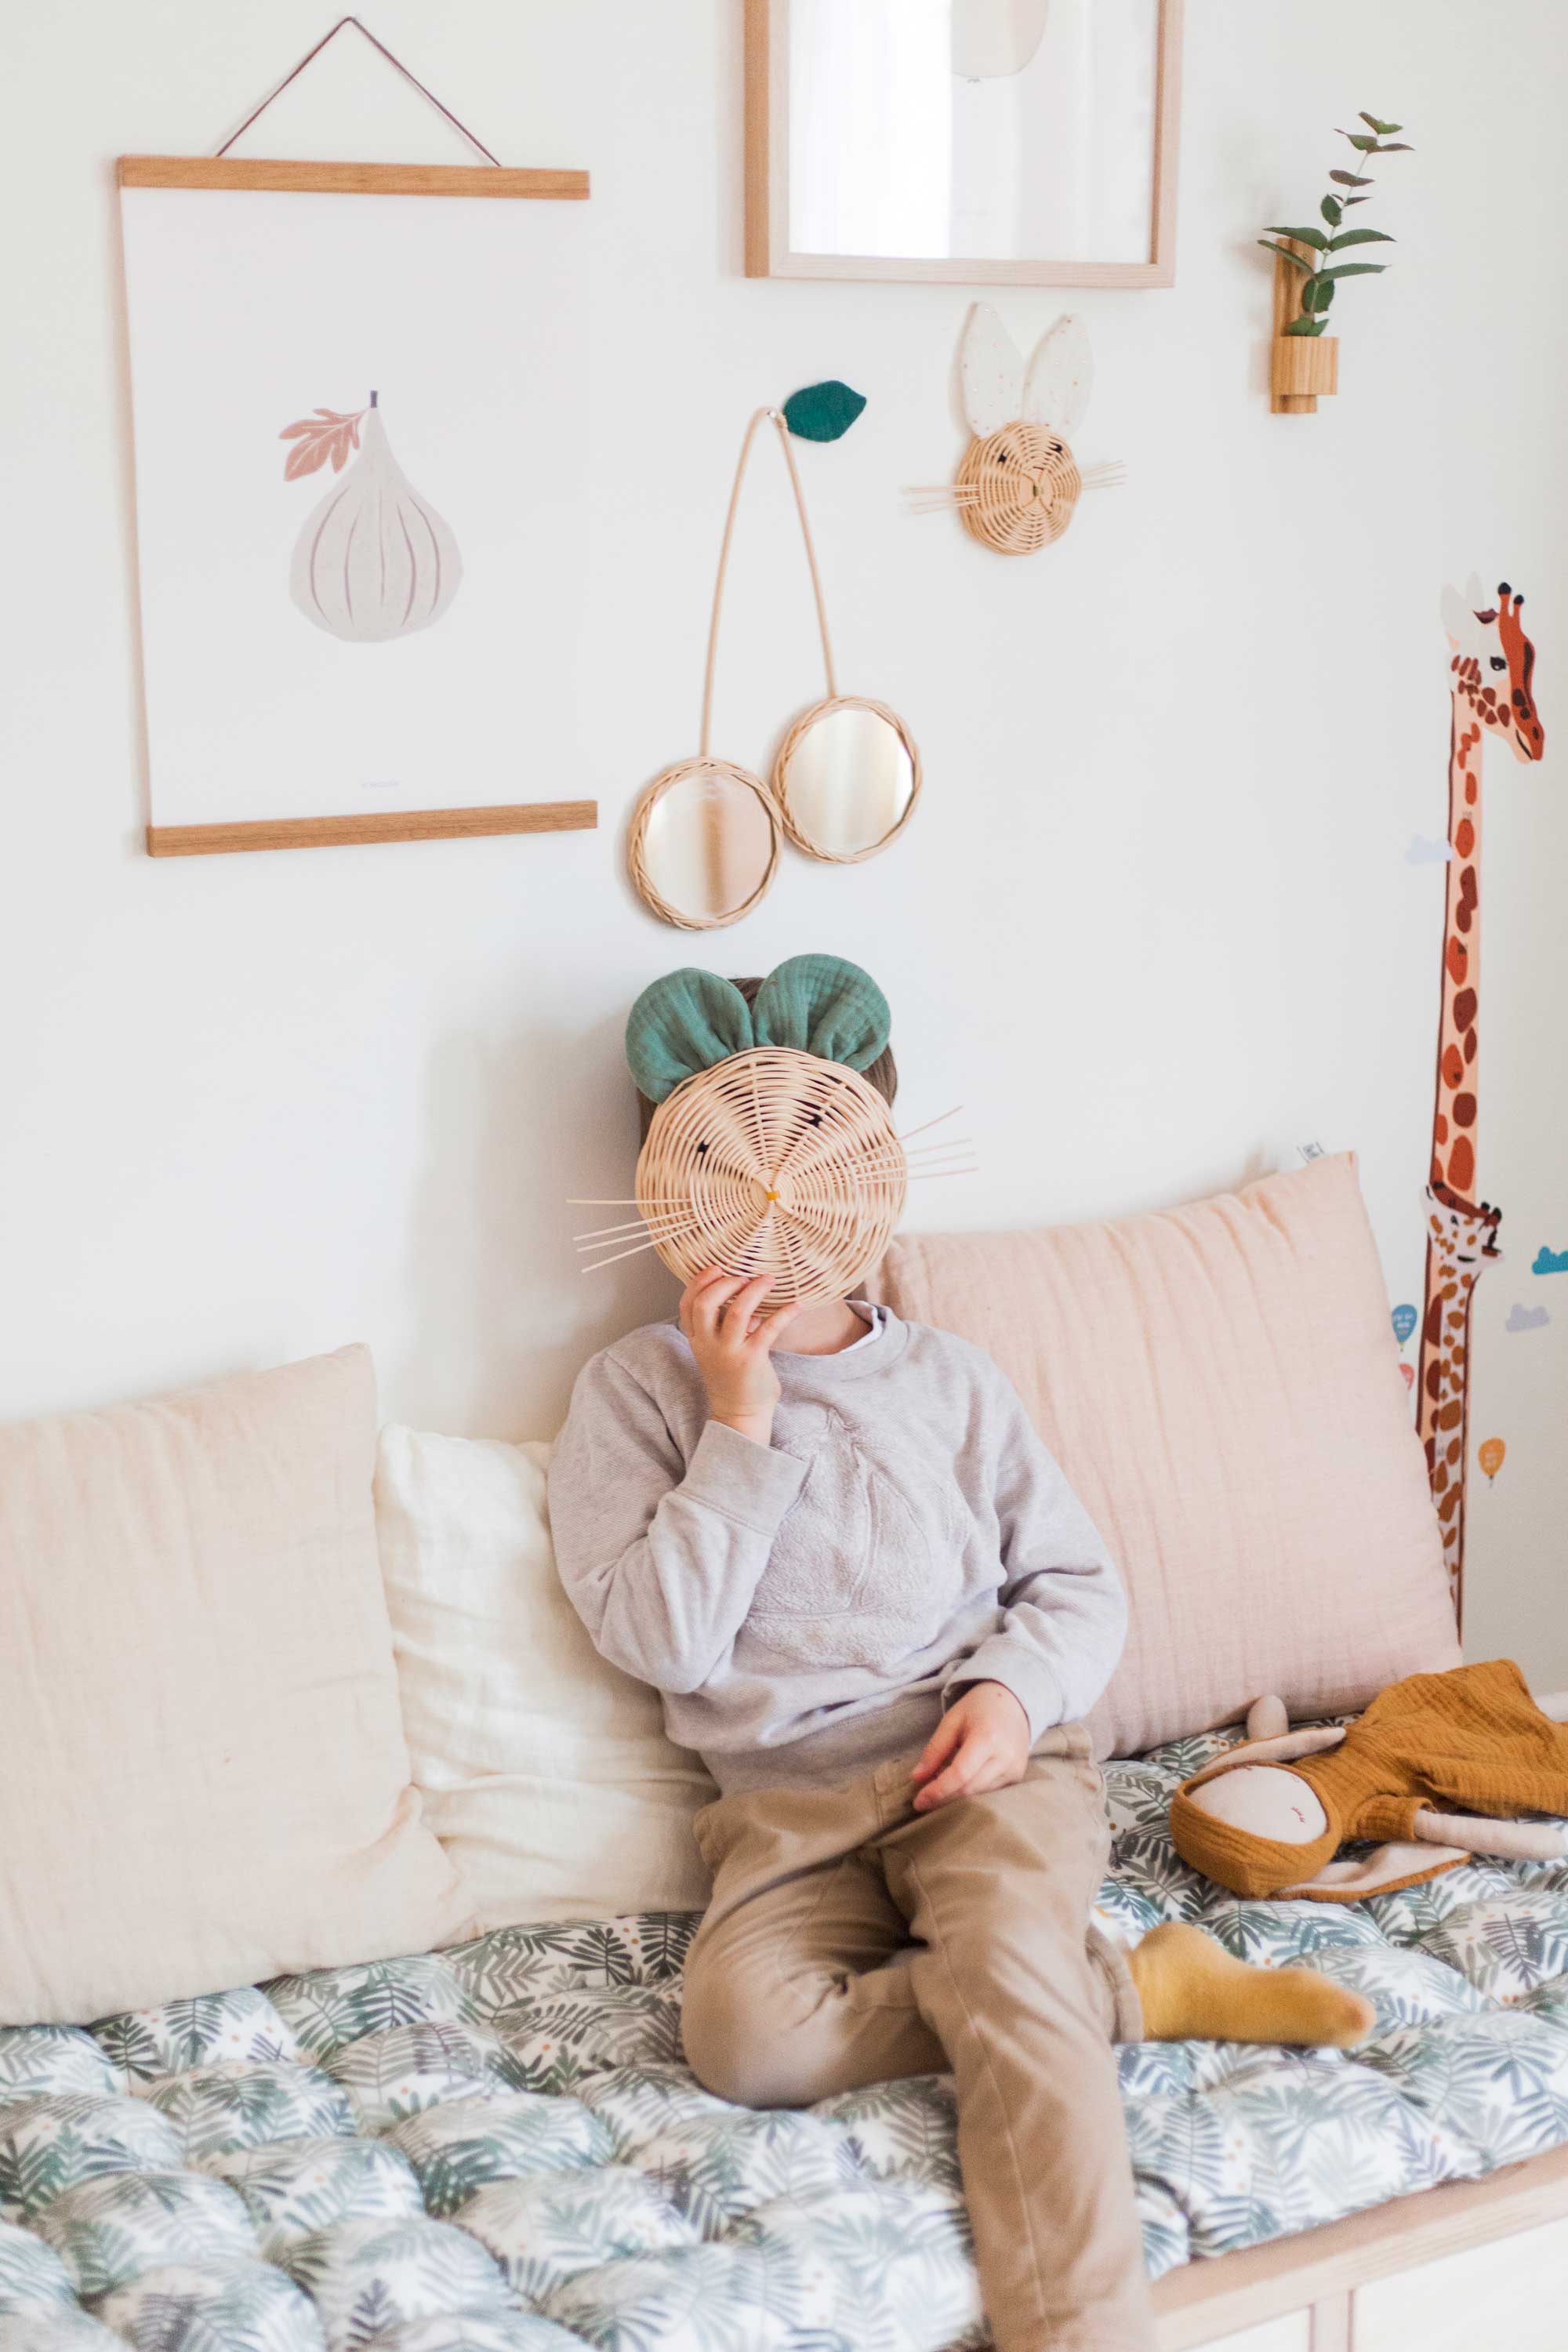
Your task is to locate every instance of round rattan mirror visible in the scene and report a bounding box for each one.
[772,696,921,863]
[628,757,780,931]
[635,1046,906,1306]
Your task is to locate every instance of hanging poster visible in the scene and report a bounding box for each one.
[118,158,593,855]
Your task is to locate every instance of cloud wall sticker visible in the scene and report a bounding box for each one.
[1533,1246,1568,1276]
[1405,833,1453,865]
[1507,1302,1551,1332]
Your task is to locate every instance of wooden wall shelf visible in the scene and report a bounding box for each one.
[146,802,597,858]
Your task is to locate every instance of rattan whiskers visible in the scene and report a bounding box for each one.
[908,426,1124,557]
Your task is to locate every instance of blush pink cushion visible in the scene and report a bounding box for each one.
[873,1155,1460,1757]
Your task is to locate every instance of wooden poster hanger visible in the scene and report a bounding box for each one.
[121,18,594,856]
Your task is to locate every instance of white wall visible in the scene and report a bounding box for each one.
[2,3,1565,1672]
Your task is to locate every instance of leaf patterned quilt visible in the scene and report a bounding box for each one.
[5,1724,1568,2352]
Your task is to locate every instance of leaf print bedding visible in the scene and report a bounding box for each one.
[4,1723,1568,2352]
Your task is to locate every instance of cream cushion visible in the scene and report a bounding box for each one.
[873,1154,1461,1758]
[0,1346,470,2026]
[376,1427,715,1926]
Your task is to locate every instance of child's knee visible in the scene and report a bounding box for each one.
[681,1971,826,2109]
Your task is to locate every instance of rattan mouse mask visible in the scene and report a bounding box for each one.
[571,955,971,1305]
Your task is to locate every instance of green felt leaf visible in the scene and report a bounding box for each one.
[1264,223,1327,249]
[1330,170,1373,187]
[1327,227,1394,248]
[1259,239,1313,272]
[1359,113,1403,134]
[1374,141,1414,151]
[1321,195,1342,226]
[782,379,867,441]
[1305,275,1337,312]
[1320,262,1386,278]
[1339,130,1379,151]
[1283,316,1324,336]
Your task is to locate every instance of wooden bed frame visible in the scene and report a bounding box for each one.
[1152,2140,1568,2350]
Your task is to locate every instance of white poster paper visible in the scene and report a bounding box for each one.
[120,183,588,830]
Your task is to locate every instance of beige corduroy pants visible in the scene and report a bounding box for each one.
[681,1723,1154,2352]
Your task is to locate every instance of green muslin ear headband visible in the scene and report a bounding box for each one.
[626,954,891,1105]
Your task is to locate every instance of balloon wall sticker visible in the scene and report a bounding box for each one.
[1392,1302,1417,1347]
[908,305,1124,556]
[1479,1438,1506,1485]
[281,392,463,643]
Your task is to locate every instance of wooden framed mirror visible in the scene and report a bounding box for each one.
[745,0,1182,289]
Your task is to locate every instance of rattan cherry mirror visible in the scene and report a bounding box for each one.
[627,408,920,924]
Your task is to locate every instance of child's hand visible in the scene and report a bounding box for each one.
[679,1269,808,1446]
[911,1682,1032,1811]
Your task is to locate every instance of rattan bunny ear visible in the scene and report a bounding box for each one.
[571,955,974,1306]
[908,303,1126,555]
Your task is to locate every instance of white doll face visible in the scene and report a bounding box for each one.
[1187,1763,1329,1845]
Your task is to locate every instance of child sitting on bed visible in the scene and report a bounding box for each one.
[549,973,1370,2352]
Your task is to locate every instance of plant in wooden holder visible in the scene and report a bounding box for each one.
[571,956,975,1306]
[1260,111,1413,414]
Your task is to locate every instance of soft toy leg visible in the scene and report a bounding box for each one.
[1126,1923,1374,2047]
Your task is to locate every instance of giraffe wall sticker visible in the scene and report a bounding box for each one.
[1420,578,1545,1617]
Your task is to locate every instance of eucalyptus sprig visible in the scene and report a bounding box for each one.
[1260,111,1413,337]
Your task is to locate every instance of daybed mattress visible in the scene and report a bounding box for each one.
[5,1725,1568,2352]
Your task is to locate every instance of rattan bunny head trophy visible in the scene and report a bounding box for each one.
[571,955,973,1306]
[910,304,1125,555]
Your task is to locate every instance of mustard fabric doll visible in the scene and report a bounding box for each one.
[1171,1659,1568,1903]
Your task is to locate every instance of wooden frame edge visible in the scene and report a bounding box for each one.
[744,0,1180,288]
[1149,0,1185,289]
[118,157,590,199]
[1151,2141,1568,2349]
[145,803,597,858]
[742,0,772,276]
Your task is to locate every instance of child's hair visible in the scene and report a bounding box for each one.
[634,975,898,1143]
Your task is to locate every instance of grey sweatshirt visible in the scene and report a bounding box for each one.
[547,1305,1127,1794]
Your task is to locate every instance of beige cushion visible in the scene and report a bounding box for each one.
[0,1347,470,2025]
[376,1427,714,1926]
[873,1155,1461,1757]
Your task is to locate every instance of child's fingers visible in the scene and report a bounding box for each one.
[912,1731,1011,1816]
[912,1711,965,1785]
[686,1272,753,1341]
[915,1742,1006,1812]
[678,1266,731,1330]
[723,1272,775,1338]
[913,1756,974,1810]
